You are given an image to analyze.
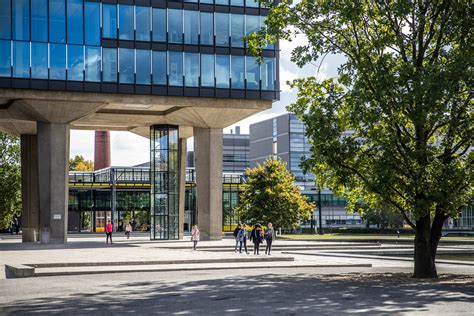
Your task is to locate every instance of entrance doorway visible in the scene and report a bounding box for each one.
[95,211,111,232]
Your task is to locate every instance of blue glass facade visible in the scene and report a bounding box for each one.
[0,0,279,101]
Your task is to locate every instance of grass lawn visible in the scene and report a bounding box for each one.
[280,234,474,241]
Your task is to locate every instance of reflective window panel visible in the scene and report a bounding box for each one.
[68,45,84,81]
[103,48,118,82]
[0,40,11,77]
[152,9,166,42]
[50,44,66,80]
[85,46,101,82]
[85,2,101,46]
[200,12,213,46]
[231,55,244,89]
[12,0,29,41]
[119,48,134,84]
[216,55,230,88]
[201,54,214,87]
[0,0,11,39]
[13,41,29,78]
[31,42,48,79]
[103,4,117,39]
[152,51,167,85]
[50,0,66,43]
[246,56,259,90]
[168,52,183,86]
[184,11,199,45]
[136,50,151,85]
[168,10,183,44]
[231,15,245,48]
[119,5,134,41]
[184,53,199,87]
[136,6,151,42]
[67,0,83,44]
[261,58,275,91]
[215,14,229,47]
[31,0,48,42]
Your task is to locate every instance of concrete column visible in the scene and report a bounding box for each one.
[178,138,187,239]
[20,135,39,242]
[194,128,223,240]
[37,122,70,244]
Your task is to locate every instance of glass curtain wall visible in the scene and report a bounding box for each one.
[150,125,179,240]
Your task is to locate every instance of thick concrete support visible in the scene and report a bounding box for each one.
[37,123,70,244]
[178,138,187,239]
[194,128,223,240]
[20,135,39,242]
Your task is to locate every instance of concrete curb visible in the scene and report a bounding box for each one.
[280,238,474,245]
[5,264,35,278]
[33,263,373,277]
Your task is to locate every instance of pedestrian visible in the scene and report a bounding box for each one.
[125,221,132,239]
[105,220,113,244]
[264,222,276,255]
[191,225,200,250]
[233,224,241,252]
[237,224,249,254]
[250,224,263,255]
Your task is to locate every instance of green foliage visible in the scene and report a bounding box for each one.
[249,0,473,225]
[69,155,94,171]
[362,206,404,229]
[236,159,314,229]
[0,132,21,229]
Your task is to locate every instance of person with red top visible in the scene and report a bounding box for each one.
[105,220,113,245]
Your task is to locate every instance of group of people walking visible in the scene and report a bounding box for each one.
[233,223,276,255]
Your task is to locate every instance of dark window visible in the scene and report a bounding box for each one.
[50,44,66,80]
[168,51,183,86]
[13,41,29,78]
[50,0,66,43]
[31,42,48,79]
[103,48,118,82]
[200,12,213,46]
[31,0,48,42]
[12,0,30,41]
[215,14,229,47]
[184,53,199,87]
[136,49,151,85]
[152,51,166,85]
[0,40,11,77]
[119,48,134,84]
[200,54,214,87]
[136,6,151,41]
[231,15,244,48]
[85,2,100,46]
[0,0,11,39]
[85,46,101,82]
[216,55,229,88]
[231,55,244,89]
[184,11,198,45]
[168,10,183,44]
[67,0,83,44]
[246,56,259,90]
[68,45,84,81]
[152,8,166,43]
[103,4,117,39]
[119,5,134,41]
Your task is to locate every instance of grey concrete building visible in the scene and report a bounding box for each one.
[0,0,278,242]
[223,126,250,173]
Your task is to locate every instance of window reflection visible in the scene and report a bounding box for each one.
[168,52,183,86]
[85,47,101,82]
[103,48,117,82]
[168,10,183,44]
[246,56,259,90]
[119,5,134,41]
[136,6,151,41]
[31,0,48,42]
[231,56,244,89]
[215,14,229,47]
[0,41,11,77]
[67,0,83,45]
[31,42,48,79]
[152,9,166,42]
[200,12,213,46]
[0,0,11,40]
[216,55,230,88]
[50,0,66,43]
[184,53,199,87]
[152,51,167,85]
[103,4,117,39]
[12,0,29,41]
[68,45,84,81]
[231,15,245,48]
[13,42,29,78]
[261,58,275,91]
[184,11,199,45]
[119,48,134,84]
[85,2,100,46]
[136,50,151,85]
[201,54,214,87]
[50,44,66,80]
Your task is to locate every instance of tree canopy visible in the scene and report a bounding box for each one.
[236,159,314,229]
[249,1,473,278]
[69,155,94,171]
[0,132,21,230]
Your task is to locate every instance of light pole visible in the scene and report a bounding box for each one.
[318,189,323,235]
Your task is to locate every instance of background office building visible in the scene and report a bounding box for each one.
[222,126,249,173]
[0,0,279,242]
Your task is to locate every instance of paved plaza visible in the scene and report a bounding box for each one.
[0,234,473,315]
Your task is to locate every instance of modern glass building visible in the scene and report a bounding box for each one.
[0,0,278,243]
[0,0,278,100]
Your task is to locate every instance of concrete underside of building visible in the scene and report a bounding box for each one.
[0,89,271,243]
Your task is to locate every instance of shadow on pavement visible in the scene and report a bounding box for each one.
[1,273,473,315]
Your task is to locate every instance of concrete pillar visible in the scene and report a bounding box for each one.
[178,138,187,239]
[94,131,111,170]
[194,127,223,240]
[37,122,70,244]
[20,135,39,242]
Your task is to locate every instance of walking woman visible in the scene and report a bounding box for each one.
[125,221,132,239]
[105,220,113,245]
[191,225,200,250]
[237,224,249,254]
[250,224,263,255]
[264,222,276,255]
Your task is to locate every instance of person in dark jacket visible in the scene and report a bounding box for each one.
[250,224,263,255]
[237,224,249,254]
[233,224,241,252]
[264,222,276,255]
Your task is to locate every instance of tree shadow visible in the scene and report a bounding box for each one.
[1,273,473,315]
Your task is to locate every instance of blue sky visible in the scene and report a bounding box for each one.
[70,38,344,166]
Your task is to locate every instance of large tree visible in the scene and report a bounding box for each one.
[249,1,473,278]
[0,132,21,230]
[236,159,314,229]
[69,155,94,171]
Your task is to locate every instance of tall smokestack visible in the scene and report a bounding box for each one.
[94,131,111,170]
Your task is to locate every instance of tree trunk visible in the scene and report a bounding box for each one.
[413,214,438,278]
[429,211,448,261]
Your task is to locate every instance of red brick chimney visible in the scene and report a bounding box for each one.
[94,131,111,170]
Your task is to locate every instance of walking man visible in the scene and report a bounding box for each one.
[264,223,276,255]
[250,224,263,255]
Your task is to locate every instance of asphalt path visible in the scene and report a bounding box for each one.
[1,267,473,315]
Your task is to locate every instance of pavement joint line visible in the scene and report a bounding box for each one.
[32,263,374,278]
[282,251,474,266]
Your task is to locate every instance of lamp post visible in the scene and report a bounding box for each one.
[318,189,323,235]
